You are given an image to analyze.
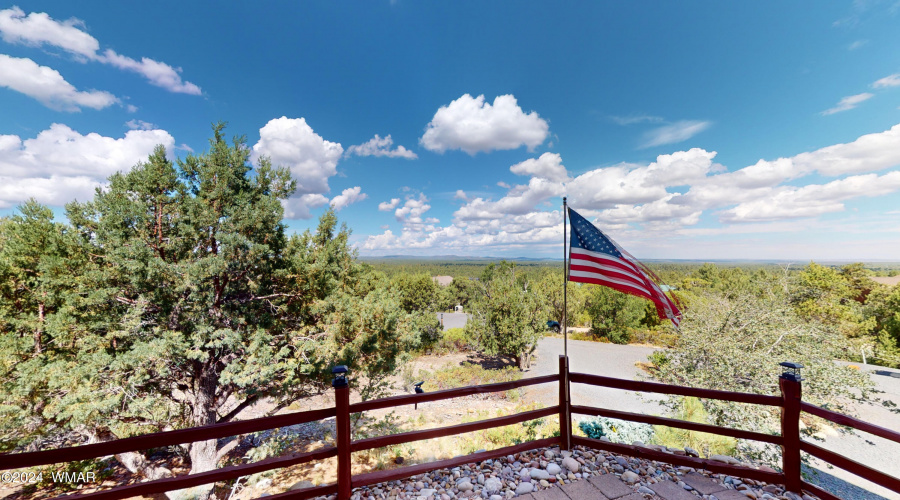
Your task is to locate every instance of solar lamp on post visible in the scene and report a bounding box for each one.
[413,381,424,409]
[778,361,804,493]
[779,361,804,382]
[332,365,349,388]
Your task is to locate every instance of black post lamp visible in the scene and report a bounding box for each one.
[332,365,349,388]
[413,381,425,410]
[779,361,804,382]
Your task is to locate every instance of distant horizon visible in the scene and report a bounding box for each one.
[358,254,900,265]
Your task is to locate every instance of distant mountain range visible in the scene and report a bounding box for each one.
[359,255,900,265]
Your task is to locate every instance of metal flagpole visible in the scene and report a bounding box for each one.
[563,197,568,358]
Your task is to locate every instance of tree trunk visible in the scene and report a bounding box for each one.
[183,366,221,500]
[34,302,44,354]
[88,429,174,494]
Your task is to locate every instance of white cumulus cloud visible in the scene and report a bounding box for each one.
[395,194,431,225]
[455,177,564,220]
[568,148,718,210]
[378,198,400,211]
[252,117,344,219]
[719,172,900,223]
[0,7,98,58]
[0,54,119,111]
[330,186,367,211]
[346,134,417,159]
[509,152,569,182]
[420,94,549,155]
[0,123,174,208]
[364,122,900,255]
[0,7,201,95]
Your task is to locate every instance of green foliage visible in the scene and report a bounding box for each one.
[391,272,440,313]
[465,262,544,369]
[652,397,737,458]
[578,417,655,444]
[457,402,555,452]
[428,327,474,355]
[0,125,420,479]
[869,286,900,367]
[443,277,477,311]
[585,286,646,344]
[534,268,590,327]
[0,200,84,450]
[793,262,874,339]
[414,362,522,396]
[651,273,876,464]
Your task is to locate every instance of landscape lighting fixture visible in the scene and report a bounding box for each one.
[779,361,804,382]
[414,381,425,409]
[332,365,348,388]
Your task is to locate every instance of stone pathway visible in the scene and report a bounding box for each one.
[518,470,735,500]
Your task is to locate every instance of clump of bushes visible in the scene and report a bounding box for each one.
[578,416,655,444]
[428,327,475,354]
[652,397,737,458]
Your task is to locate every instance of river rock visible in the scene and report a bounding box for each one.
[546,463,561,475]
[484,477,502,494]
[289,480,314,490]
[530,469,550,480]
[515,482,534,495]
[621,470,640,483]
[562,456,580,472]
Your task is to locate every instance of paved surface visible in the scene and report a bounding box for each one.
[519,473,729,500]
[523,337,900,500]
[523,337,667,417]
[518,473,640,499]
[436,312,469,331]
[804,362,900,500]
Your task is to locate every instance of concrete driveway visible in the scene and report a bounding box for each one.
[522,336,667,416]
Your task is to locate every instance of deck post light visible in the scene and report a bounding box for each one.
[332,365,348,388]
[414,381,424,409]
[779,361,804,382]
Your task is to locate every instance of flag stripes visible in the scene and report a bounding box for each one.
[567,208,681,326]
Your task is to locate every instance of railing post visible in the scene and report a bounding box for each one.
[559,355,571,451]
[779,362,804,494]
[333,365,351,499]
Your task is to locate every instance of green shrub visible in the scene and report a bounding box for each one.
[421,362,521,393]
[578,416,655,444]
[652,397,737,458]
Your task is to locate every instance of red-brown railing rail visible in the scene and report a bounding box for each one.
[1,355,898,500]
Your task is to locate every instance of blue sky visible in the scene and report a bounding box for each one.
[1,2,899,260]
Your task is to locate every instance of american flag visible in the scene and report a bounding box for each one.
[567,207,681,326]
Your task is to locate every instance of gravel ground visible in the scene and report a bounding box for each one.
[522,338,900,500]
[275,444,818,500]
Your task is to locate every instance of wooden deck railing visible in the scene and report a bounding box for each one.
[1,355,898,500]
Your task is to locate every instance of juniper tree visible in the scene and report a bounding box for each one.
[466,262,543,369]
[0,124,418,496]
[0,200,83,451]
